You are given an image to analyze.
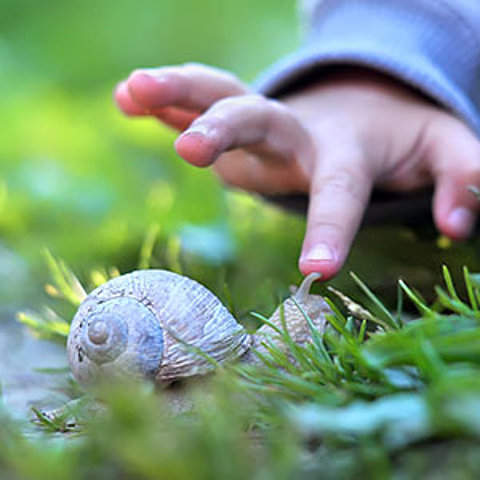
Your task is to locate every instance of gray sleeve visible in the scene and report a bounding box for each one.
[254,0,480,136]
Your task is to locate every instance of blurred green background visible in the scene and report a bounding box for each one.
[0,0,479,313]
[0,0,302,308]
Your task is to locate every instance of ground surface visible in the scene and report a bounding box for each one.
[0,314,68,419]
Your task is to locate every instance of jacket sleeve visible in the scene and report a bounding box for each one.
[254,0,480,136]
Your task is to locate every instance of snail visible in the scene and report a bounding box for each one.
[67,270,331,386]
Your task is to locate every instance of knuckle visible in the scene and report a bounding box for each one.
[266,98,291,117]
[309,219,344,234]
[181,63,243,87]
[218,70,244,87]
[212,94,268,112]
[209,97,238,114]
[312,169,367,205]
[426,116,480,162]
[241,94,270,109]
[265,98,306,133]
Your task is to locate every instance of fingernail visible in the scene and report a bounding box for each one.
[183,123,214,138]
[301,243,336,263]
[447,207,476,236]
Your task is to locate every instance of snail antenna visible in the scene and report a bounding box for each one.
[294,272,322,303]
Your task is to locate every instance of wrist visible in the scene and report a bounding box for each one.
[280,65,433,107]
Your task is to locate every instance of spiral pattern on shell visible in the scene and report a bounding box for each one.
[67,270,252,385]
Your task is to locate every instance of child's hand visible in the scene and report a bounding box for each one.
[115,64,480,280]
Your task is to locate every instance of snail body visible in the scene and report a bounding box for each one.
[67,270,330,386]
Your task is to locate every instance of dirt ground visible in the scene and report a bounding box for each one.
[0,313,69,419]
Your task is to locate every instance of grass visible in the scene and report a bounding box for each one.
[5,247,480,479]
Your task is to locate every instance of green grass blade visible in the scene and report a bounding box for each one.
[43,249,86,306]
[463,266,479,313]
[350,272,399,329]
[290,296,333,364]
[442,265,460,302]
[394,280,405,327]
[398,280,433,317]
[250,312,283,336]
[434,286,477,317]
[138,223,160,269]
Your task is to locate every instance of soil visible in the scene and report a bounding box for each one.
[0,312,70,419]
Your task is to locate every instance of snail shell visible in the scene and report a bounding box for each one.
[67,270,331,386]
[67,270,252,385]
[244,272,331,362]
